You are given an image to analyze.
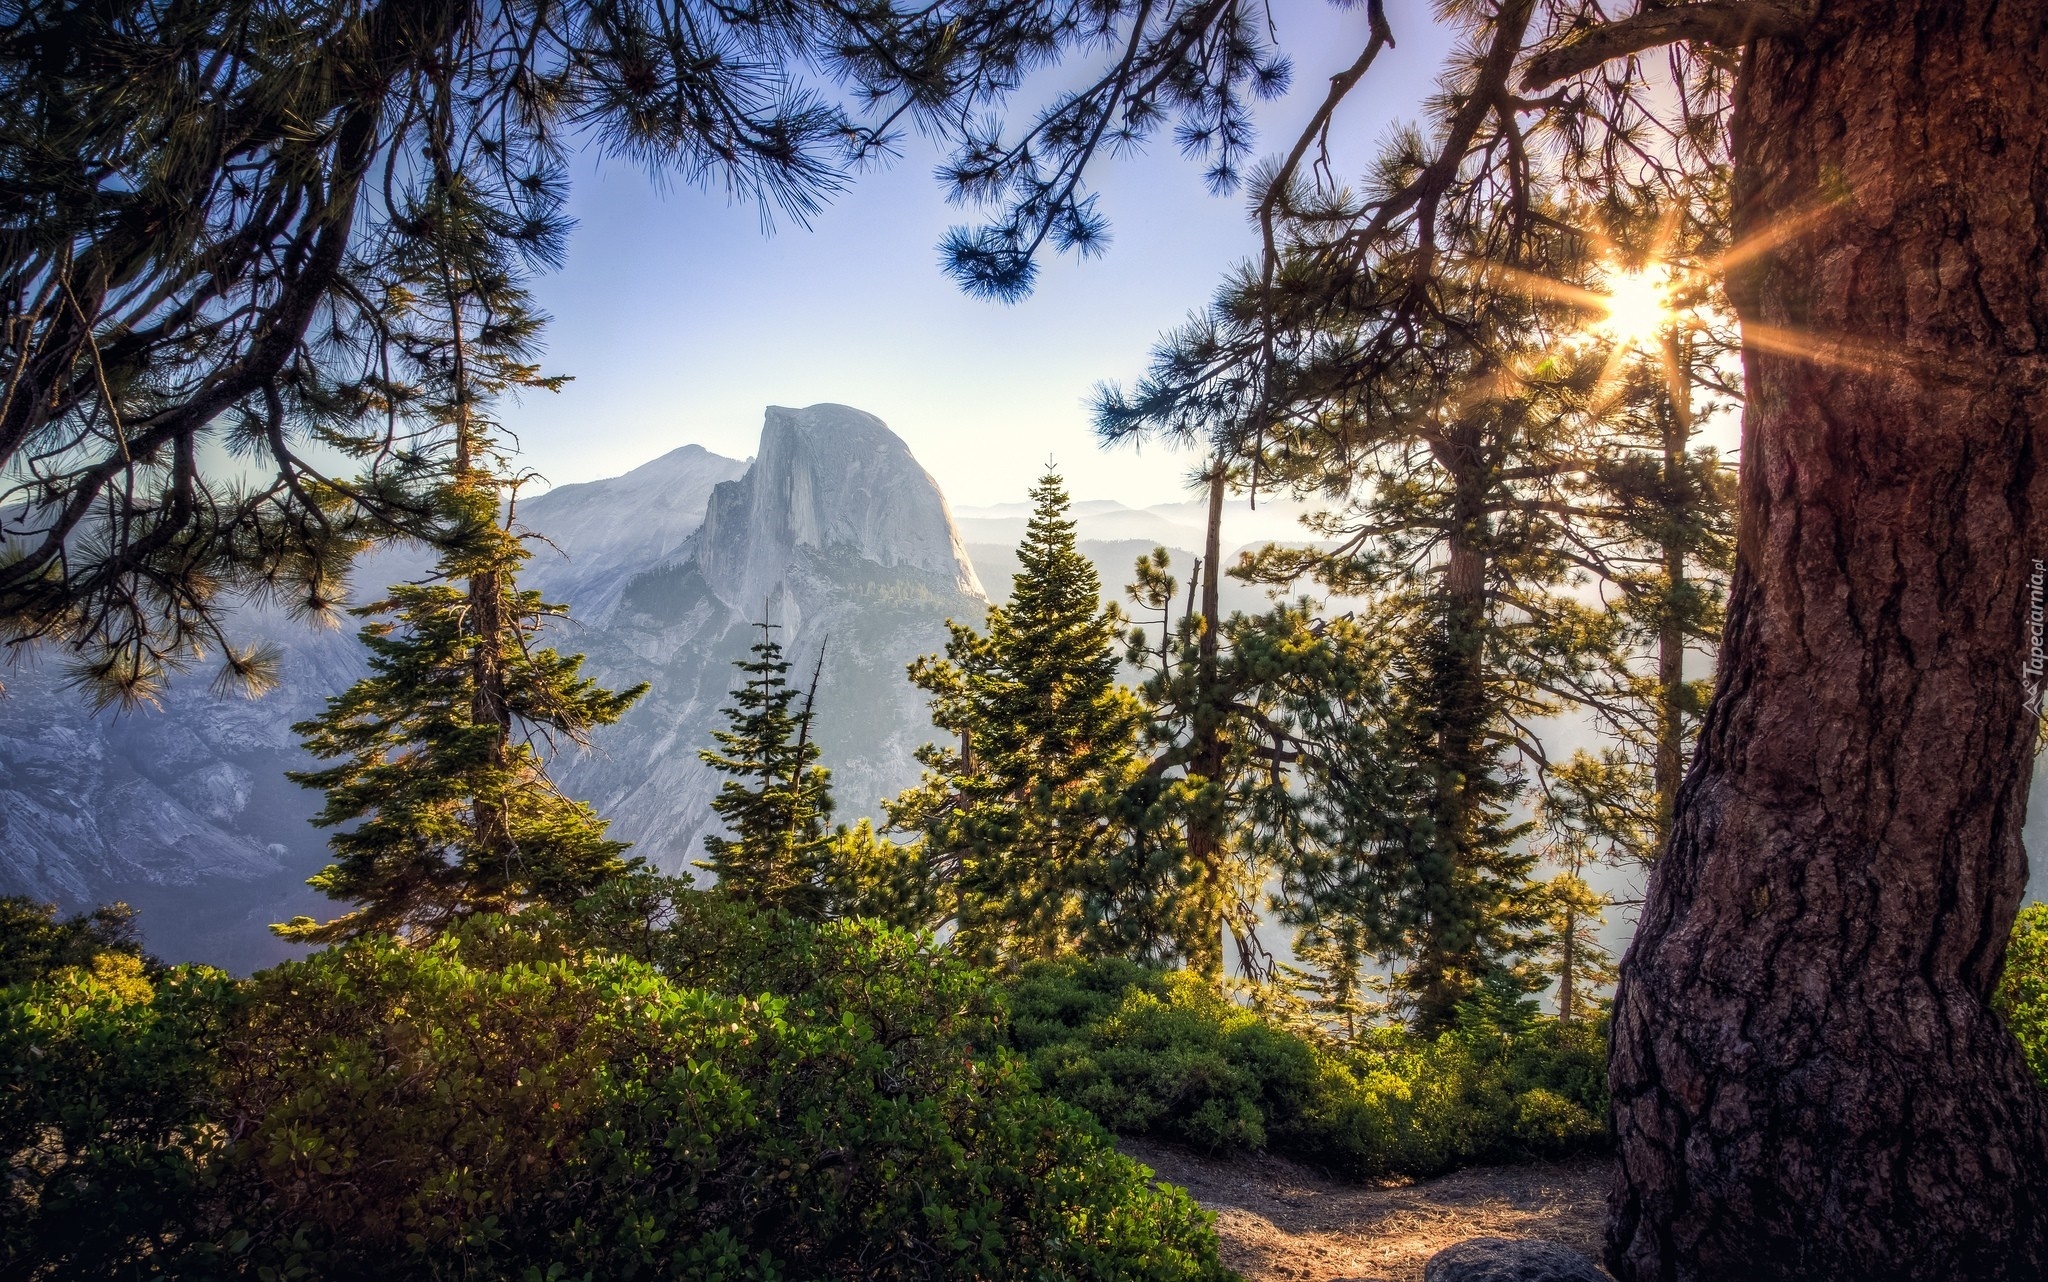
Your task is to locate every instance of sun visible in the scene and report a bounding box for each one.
[1595,268,1674,348]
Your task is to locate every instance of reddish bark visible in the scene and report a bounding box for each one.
[1606,2,2048,1278]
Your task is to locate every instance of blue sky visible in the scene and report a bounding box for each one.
[499,0,1458,509]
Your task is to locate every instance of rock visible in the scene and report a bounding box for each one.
[0,405,988,966]
[1422,1237,1611,1282]
[570,403,987,871]
[690,403,984,607]
[519,441,750,619]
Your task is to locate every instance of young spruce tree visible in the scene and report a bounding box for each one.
[889,472,1150,964]
[697,626,837,917]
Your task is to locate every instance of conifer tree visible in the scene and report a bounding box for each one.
[888,472,1150,964]
[1540,867,1616,1027]
[1269,919,1385,1044]
[280,541,646,943]
[697,626,836,917]
[1531,820,1619,1026]
[1119,545,1392,981]
[1549,200,1738,870]
[277,170,646,945]
[1100,213,1611,1027]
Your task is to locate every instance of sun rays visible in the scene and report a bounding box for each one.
[1593,267,1677,350]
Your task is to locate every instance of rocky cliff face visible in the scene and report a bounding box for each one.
[0,406,980,968]
[518,442,751,618]
[551,404,985,871]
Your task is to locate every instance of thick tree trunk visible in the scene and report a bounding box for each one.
[1187,462,1230,978]
[1607,4,2048,1278]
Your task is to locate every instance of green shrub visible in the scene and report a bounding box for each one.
[0,897,152,987]
[1003,958,1608,1179]
[1997,902,2048,1086]
[3,891,1235,1282]
[0,954,236,1279]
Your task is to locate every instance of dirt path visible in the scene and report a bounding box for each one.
[1122,1139,1613,1282]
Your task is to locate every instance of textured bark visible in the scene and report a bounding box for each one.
[1607,3,2048,1278]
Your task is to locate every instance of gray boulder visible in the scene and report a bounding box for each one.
[1422,1237,1611,1282]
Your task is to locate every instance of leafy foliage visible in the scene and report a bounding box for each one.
[1997,903,2048,1088]
[2,888,1235,1281]
[1005,958,1608,1179]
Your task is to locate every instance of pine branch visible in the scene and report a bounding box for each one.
[1521,3,1810,91]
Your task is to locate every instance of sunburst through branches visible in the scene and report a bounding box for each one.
[1595,267,1677,349]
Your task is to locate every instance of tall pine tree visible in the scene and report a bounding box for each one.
[888,472,1151,965]
[277,171,645,945]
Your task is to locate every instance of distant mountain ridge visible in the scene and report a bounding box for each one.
[0,405,982,969]
[519,443,751,618]
[10,407,2048,974]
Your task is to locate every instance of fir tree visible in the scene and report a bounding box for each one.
[888,472,1150,964]
[277,168,645,945]
[698,626,837,918]
[278,521,646,943]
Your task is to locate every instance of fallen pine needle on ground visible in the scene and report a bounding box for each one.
[1120,1139,1613,1282]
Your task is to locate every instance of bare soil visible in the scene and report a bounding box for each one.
[1121,1139,1613,1282]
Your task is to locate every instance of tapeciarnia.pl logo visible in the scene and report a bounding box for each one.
[2026,560,2047,718]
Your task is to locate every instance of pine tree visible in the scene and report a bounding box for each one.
[698,626,837,918]
[278,520,646,943]
[1119,543,1384,982]
[1553,197,1738,870]
[820,818,939,931]
[888,471,1150,965]
[1270,920,1386,1044]
[1534,841,1618,1026]
[1,0,1132,688]
[1101,208,1609,1027]
[277,169,645,946]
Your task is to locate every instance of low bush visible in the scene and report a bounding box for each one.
[2,885,1234,1282]
[0,954,234,1277]
[1004,958,1608,1179]
[0,897,152,987]
[1997,902,2048,1086]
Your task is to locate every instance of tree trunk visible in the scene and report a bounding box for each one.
[445,290,515,872]
[1653,328,1693,855]
[1187,461,1230,978]
[1557,895,1578,1026]
[1607,4,2048,1278]
[1408,419,1493,1029]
